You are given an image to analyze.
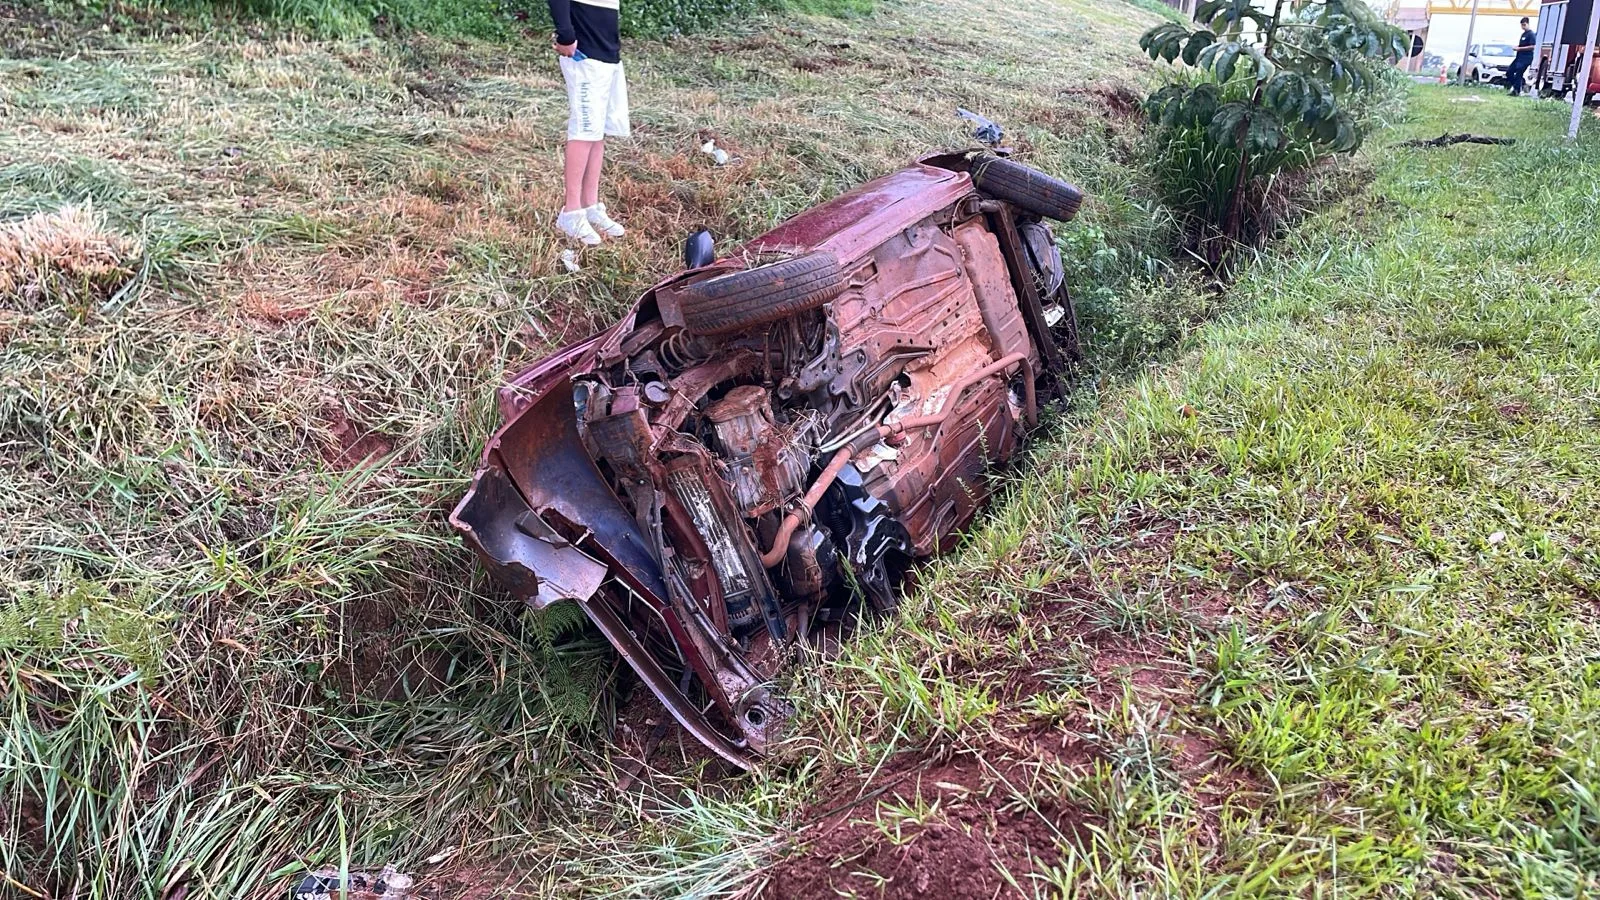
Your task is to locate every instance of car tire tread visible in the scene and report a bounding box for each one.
[970,154,1084,222]
[677,252,847,336]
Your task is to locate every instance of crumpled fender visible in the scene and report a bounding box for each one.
[449,378,757,769]
[451,377,666,605]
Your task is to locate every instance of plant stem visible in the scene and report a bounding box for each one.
[1221,0,1287,257]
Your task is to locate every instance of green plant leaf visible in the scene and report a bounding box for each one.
[1246,108,1284,152]
[1141,22,1190,61]
[1216,43,1242,83]
[1309,77,1334,121]
[1186,82,1221,124]
[1246,44,1276,83]
[1182,30,1217,66]
[1147,83,1188,124]
[1206,100,1251,147]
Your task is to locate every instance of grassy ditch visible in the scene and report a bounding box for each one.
[0,0,1170,896]
[639,87,1600,899]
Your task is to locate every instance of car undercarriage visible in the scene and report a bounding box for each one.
[452,150,1086,768]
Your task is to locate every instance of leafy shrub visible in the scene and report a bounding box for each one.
[1137,0,1406,270]
[1063,223,1221,372]
[1145,72,1320,254]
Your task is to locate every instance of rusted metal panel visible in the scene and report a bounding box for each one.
[862,369,1019,556]
[988,204,1069,376]
[450,461,607,606]
[953,219,1033,363]
[576,594,756,770]
[478,381,666,603]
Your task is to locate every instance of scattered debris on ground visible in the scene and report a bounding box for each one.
[1398,131,1515,147]
[291,865,413,900]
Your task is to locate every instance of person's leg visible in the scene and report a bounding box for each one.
[583,139,623,238]
[581,140,604,209]
[557,57,603,245]
[564,140,595,211]
[585,63,630,239]
[557,140,601,245]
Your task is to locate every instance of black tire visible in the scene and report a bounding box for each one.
[971,155,1084,222]
[677,252,846,336]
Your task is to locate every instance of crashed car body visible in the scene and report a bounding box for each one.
[451,151,1084,768]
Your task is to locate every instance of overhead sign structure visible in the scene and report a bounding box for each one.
[1428,0,1538,14]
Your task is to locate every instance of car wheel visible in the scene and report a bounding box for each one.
[970,154,1084,222]
[675,251,847,336]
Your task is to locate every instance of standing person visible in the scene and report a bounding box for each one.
[550,0,629,245]
[1507,17,1536,96]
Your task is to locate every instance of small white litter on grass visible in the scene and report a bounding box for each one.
[700,140,732,165]
[560,248,582,272]
[290,864,413,900]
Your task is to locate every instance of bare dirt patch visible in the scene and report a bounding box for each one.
[1072,83,1145,119]
[765,504,1268,897]
[321,402,396,468]
[763,750,1094,899]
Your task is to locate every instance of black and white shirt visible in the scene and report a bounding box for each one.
[549,0,622,64]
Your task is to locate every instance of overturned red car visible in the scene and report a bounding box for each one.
[451,150,1084,768]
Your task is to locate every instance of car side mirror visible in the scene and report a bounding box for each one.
[684,229,715,269]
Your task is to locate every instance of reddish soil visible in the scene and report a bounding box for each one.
[610,680,743,783]
[757,506,1272,897]
[762,751,1095,899]
[1083,83,1144,119]
[321,403,396,468]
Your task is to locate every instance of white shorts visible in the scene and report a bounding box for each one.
[560,57,630,142]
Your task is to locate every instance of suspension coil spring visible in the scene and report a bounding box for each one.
[660,330,711,370]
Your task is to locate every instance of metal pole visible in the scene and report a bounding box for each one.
[1570,0,1600,139]
[1460,0,1483,83]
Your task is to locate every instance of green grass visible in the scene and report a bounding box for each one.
[0,0,1169,896]
[1123,0,1190,26]
[782,0,878,16]
[615,87,1600,898]
[36,0,855,39]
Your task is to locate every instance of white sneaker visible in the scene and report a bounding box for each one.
[586,203,625,239]
[557,208,602,246]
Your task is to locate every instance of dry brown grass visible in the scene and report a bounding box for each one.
[0,202,142,308]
